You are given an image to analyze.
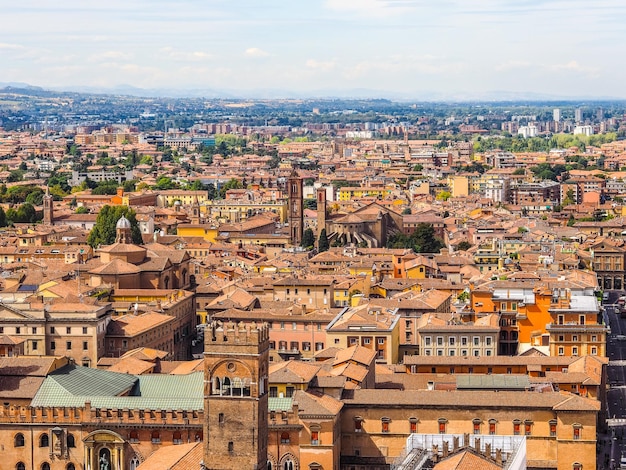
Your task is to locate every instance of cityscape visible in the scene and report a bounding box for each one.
[3,2,626,470]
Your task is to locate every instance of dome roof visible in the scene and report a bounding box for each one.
[116,215,131,229]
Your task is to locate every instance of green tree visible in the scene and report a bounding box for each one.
[318,228,330,252]
[0,207,7,227]
[219,178,244,199]
[457,241,472,251]
[87,205,143,247]
[301,228,315,249]
[76,206,89,214]
[402,207,412,215]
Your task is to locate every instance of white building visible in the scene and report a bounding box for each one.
[574,125,594,136]
[517,125,538,138]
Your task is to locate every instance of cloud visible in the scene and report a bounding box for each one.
[323,0,425,16]
[245,47,269,58]
[88,50,134,63]
[549,60,600,78]
[305,59,336,71]
[160,47,212,61]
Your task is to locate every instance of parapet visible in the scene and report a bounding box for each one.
[205,320,270,346]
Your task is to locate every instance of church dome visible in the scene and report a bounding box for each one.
[116,215,131,229]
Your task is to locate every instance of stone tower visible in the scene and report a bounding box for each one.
[316,187,327,248]
[288,170,303,246]
[190,195,201,224]
[204,321,269,470]
[43,186,54,225]
[115,215,132,244]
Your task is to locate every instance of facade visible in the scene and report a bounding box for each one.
[203,321,270,470]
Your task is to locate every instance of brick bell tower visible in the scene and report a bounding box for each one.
[288,169,303,246]
[204,321,270,470]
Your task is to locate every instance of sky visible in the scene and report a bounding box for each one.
[1,0,626,98]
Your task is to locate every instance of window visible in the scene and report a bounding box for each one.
[32,327,37,334]
[573,463,582,470]
[66,327,71,334]
[286,387,295,398]
[381,417,390,433]
[82,327,88,334]
[524,420,533,436]
[66,341,72,350]
[449,337,456,346]
[292,322,297,330]
[151,431,161,444]
[228,441,234,453]
[549,420,557,437]
[14,433,25,447]
[572,347,578,356]
[270,387,278,398]
[67,433,75,448]
[573,424,582,440]
[15,327,20,334]
[83,341,88,350]
[269,341,276,350]
[591,347,597,355]
[461,337,468,346]
[378,338,385,344]
[513,419,521,435]
[473,337,480,346]
[173,431,182,444]
[50,327,55,334]
[425,337,431,346]
[67,464,76,470]
[363,338,371,345]
[489,419,497,435]
[485,337,492,346]
[40,433,49,447]
[473,419,481,434]
[32,340,38,351]
[218,413,225,425]
[41,464,50,470]
[16,464,26,470]
[129,431,139,443]
[409,418,418,433]
[438,418,447,434]
[130,458,140,470]
[311,428,320,446]
[281,432,290,443]
[354,417,363,432]
[558,347,564,356]
[437,337,443,346]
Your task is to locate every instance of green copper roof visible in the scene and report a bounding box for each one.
[31,364,204,411]
[268,397,293,412]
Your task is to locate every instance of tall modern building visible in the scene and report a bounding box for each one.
[553,108,561,122]
[575,108,583,123]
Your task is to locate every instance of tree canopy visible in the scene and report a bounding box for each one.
[318,228,330,252]
[386,223,444,253]
[87,205,143,248]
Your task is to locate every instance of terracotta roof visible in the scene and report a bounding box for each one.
[434,449,502,470]
[136,442,202,470]
[107,312,175,337]
[333,345,376,367]
[293,389,343,416]
[89,258,141,275]
[269,360,321,384]
[106,356,155,375]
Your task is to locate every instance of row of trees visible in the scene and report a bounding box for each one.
[0,203,42,226]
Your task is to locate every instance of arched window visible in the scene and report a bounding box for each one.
[40,433,49,447]
[67,464,76,470]
[268,461,273,470]
[228,441,234,453]
[14,433,25,447]
[67,433,75,448]
[281,432,290,444]
[16,464,25,470]
[130,457,140,470]
[41,463,50,470]
[283,460,294,470]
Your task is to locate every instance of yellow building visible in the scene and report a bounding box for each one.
[207,200,288,223]
[447,175,469,197]
[338,186,393,201]
[177,224,219,242]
